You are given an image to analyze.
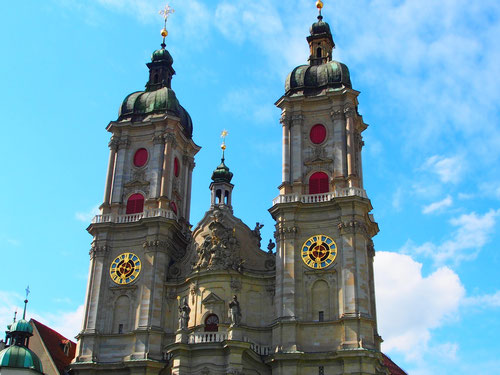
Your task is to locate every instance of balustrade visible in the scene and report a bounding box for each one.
[272,187,367,205]
[92,208,177,224]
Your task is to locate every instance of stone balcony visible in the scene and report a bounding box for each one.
[188,332,271,356]
[272,187,367,206]
[91,208,177,224]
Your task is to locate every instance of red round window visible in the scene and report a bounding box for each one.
[133,148,148,167]
[174,157,180,177]
[310,124,327,144]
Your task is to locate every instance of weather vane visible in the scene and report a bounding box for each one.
[159,4,175,46]
[220,130,228,160]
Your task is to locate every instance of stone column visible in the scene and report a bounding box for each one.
[290,114,303,187]
[281,115,291,186]
[331,109,346,183]
[345,106,356,187]
[181,155,190,218]
[103,139,118,209]
[111,136,130,205]
[159,133,176,208]
[185,162,194,222]
[151,132,166,200]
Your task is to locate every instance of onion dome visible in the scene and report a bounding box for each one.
[211,159,233,184]
[284,9,352,95]
[0,345,43,373]
[117,46,193,139]
[9,319,33,335]
[310,18,332,37]
[285,61,351,94]
[151,48,173,64]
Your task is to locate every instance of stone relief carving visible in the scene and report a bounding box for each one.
[344,105,356,119]
[367,239,375,257]
[330,109,344,120]
[192,220,242,271]
[89,243,109,258]
[230,278,242,292]
[152,134,164,145]
[274,226,298,240]
[337,220,368,237]
[164,133,177,149]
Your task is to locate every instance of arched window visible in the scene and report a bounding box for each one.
[204,314,219,332]
[309,172,329,194]
[316,47,322,58]
[153,73,159,84]
[170,201,178,215]
[126,193,144,214]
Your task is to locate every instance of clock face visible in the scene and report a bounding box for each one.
[109,253,142,285]
[301,235,338,269]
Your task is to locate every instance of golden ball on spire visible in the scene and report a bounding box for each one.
[161,28,168,37]
[221,144,227,151]
[316,0,324,9]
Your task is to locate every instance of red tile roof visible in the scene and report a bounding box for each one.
[31,319,76,375]
[382,353,407,375]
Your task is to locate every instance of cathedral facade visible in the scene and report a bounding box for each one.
[71,5,394,375]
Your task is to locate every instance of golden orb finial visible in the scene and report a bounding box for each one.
[316,0,324,9]
[159,4,175,45]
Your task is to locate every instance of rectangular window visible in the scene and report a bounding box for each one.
[319,311,324,322]
[118,324,124,334]
[319,366,324,375]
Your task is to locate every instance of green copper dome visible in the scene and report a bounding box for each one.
[0,346,43,373]
[211,159,233,183]
[9,319,33,335]
[310,19,331,36]
[152,48,173,65]
[285,60,351,94]
[117,46,193,139]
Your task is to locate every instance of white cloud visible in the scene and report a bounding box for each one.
[0,290,84,341]
[392,187,403,211]
[402,209,500,265]
[463,291,500,309]
[422,155,465,184]
[375,252,465,361]
[75,205,100,222]
[42,305,85,340]
[220,88,275,124]
[422,195,453,214]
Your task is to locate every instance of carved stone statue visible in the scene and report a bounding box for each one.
[228,295,242,327]
[252,222,264,247]
[178,299,191,331]
[267,239,275,253]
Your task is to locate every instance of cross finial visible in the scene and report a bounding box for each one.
[220,130,228,160]
[159,4,175,47]
[23,286,30,320]
[25,286,30,299]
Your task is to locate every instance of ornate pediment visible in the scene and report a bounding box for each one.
[202,292,224,306]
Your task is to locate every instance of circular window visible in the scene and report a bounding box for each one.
[174,157,180,177]
[310,124,327,144]
[133,148,148,167]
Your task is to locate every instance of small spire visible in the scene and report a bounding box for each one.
[220,129,228,162]
[23,285,30,320]
[316,0,324,20]
[13,309,17,323]
[159,4,175,49]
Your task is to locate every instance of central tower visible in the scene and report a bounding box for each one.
[269,2,386,374]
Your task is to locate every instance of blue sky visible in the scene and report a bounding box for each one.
[1,0,499,374]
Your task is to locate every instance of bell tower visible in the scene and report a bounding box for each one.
[72,7,200,375]
[269,1,387,374]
